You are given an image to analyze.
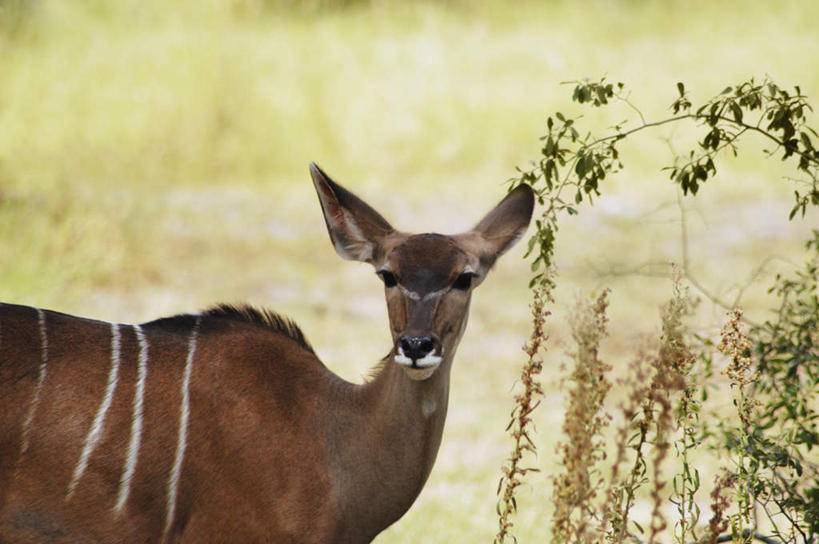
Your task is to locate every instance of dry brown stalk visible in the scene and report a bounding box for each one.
[718,309,760,539]
[719,309,759,428]
[602,352,654,544]
[647,281,691,544]
[700,471,737,544]
[494,276,552,544]
[552,290,612,544]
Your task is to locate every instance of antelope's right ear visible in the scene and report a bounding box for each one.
[469,183,535,268]
[310,163,395,263]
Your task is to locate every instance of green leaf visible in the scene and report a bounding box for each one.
[801,131,814,150]
[575,154,587,177]
[524,235,537,257]
[731,102,743,124]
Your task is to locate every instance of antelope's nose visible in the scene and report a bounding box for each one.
[399,336,436,361]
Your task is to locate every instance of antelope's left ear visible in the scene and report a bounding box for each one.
[468,183,535,267]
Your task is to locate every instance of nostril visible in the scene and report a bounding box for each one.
[399,335,435,360]
[399,337,411,356]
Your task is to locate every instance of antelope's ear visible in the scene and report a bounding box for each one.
[310,163,395,263]
[468,183,535,267]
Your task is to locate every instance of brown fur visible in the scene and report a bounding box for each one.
[0,165,533,543]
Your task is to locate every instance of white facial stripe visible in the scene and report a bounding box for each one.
[400,287,454,301]
[398,274,478,302]
[20,308,49,456]
[115,324,149,514]
[164,316,201,539]
[399,286,420,301]
[422,289,446,301]
[68,323,122,499]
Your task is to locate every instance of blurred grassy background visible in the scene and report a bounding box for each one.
[1,0,818,540]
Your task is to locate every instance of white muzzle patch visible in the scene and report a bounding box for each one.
[394,349,442,380]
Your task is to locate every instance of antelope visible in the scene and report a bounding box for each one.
[0,164,534,543]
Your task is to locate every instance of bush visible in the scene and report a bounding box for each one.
[495,77,819,544]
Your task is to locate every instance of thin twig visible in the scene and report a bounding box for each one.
[677,190,762,327]
[715,115,819,169]
[713,530,783,544]
[630,529,784,544]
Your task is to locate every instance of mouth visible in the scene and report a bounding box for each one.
[394,349,442,380]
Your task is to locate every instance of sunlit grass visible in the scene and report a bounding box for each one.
[1,0,818,541]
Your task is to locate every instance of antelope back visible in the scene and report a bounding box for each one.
[0,303,339,542]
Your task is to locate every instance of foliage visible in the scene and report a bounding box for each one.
[512,76,819,288]
[740,232,819,542]
[498,77,819,543]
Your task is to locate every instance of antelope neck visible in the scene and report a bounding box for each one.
[326,355,453,540]
[367,354,452,421]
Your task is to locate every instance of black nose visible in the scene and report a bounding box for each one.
[399,336,435,361]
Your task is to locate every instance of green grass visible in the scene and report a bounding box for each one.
[2,0,819,541]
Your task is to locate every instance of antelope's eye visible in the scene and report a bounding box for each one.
[377,270,398,288]
[453,272,476,291]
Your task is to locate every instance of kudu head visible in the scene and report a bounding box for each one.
[310,163,534,380]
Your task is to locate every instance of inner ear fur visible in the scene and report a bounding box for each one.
[310,162,395,263]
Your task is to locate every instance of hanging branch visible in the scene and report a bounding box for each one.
[514,77,819,288]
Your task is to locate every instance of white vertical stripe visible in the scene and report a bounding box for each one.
[67,322,122,499]
[114,324,149,514]
[163,316,201,539]
[20,308,49,455]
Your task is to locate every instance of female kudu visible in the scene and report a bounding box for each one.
[0,164,534,543]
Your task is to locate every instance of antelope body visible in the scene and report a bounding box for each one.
[0,165,533,543]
